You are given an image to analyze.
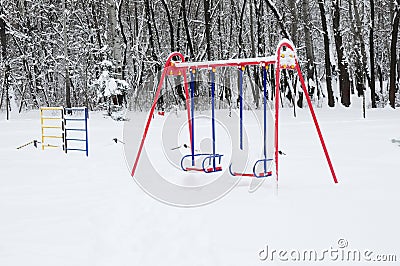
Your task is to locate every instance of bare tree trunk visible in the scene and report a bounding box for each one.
[249,0,260,107]
[109,0,123,77]
[0,72,4,110]
[318,0,335,107]
[348,0,364,97]
[204,0,212,61]
[117,0,128,80]
[370,0,376,108]
[302,0,316,97]
[289,0,298,46]
[264,0,290,40]
[5,65,9,120]
[236,0,247,106]
[390,0,395,23]
[217,0,223,59]
[63,0,71,108]
[144,0,162,109]
[176,6,181,52]
[389,0,400,108]
[181,0,194,59]
[332,0,351,107]
[133,1,139,38]
[18,82,28,113]
[150,3,161,54]
[91,3,103,54]
[376,64,382,94]
[144,0,158,65]
[0,12,8,119]
[351,0,372,91]
[65,68,72,108]
[230,0,238,55]
[238,0,247,57]
[255,0,264,56]
[12,35,40,108]
[160,0,174,52]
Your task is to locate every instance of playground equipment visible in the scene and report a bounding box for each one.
[131,39,338,184]
[180,67,224,173]
[39,106,89,156]
[64,107,89,156]
[40,107,65,150]
[228,63,273,178]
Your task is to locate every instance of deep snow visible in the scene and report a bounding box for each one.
[0,97,399,265]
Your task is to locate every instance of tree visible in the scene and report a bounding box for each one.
[62,0,72,108]
[204,0,212,61]
[117,0,128,80]
[370,0,376,108]
[181,0,194,59]
[160,0,174,52]
[0,0,398,112]
[350,0,372,95]
[264,0,290,40]
[389,0,400,108]
[238,0,247,58]
[0,8,10,119]
[332,0,351,107]
[318,0,335,107]
[288,1,298,46]
[301,0,317,97]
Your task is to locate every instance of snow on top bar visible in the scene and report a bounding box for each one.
[174,56,276,69]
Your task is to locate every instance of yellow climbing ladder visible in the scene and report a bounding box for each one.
[40,107,64,150]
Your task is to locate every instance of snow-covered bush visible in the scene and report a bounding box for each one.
[90,60,131,106]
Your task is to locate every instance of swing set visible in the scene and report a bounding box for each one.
[131,39,338,184]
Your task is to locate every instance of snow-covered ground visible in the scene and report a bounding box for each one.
[1,97,399,265]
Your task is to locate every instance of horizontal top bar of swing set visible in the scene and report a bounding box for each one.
[172,56,276,70]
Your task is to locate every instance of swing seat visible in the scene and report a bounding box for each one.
[185,167,204,172]
[204,166,223,173]
[181,153,223,173]
[229,158,273,178]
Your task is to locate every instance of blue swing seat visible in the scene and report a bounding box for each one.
[229,158,273,178]
[181,153,223,173]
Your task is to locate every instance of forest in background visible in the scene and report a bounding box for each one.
[0,0,400,117]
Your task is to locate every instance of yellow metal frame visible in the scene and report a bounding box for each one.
[40,107,64,150]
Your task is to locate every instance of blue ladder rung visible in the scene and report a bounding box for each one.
[64,118,86,121]
[66,138,86,142]
[66,148,87,152]
[65,107,87,110]
[65,128,86,131]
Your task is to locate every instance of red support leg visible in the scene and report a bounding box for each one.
[274,39,338,184]
[131,52,186,177]
[131,68,168,176]
[296,64,339,184]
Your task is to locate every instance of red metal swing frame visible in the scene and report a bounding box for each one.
[130,39,338,184]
